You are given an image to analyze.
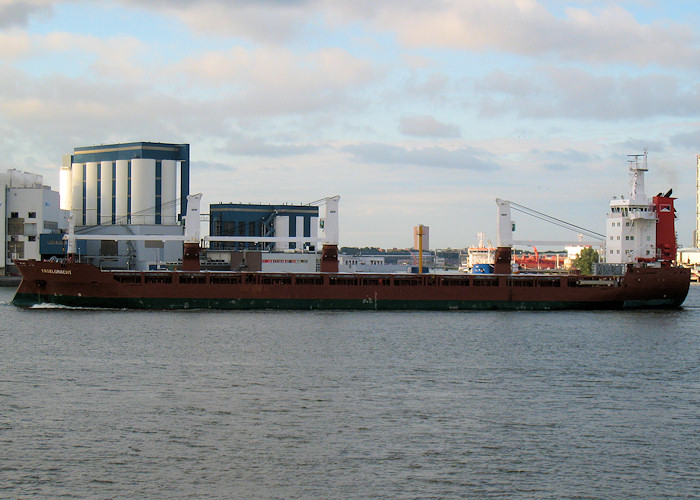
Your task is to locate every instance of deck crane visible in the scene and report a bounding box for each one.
[496,198,606,248]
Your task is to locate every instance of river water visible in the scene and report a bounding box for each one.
[0,285,698,498]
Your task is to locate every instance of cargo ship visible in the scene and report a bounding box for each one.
[11,247,690,310]
[11,155,691,310]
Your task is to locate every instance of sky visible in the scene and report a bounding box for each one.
[2,0,700,249]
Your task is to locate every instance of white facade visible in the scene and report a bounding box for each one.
[605,153,657,264]
[100,160,112,225]
[1,169,68,272]
[59,155,72,210]
[205,249,321,272]
[115,159,129,221]
[73,224,184,271]
[271,214,320,252]
[273,215,290,251]
[130,158,156,224]
[70,162,84,224]
[339,255,410,273]
[261,252,319,272]
[85,162,98,225]
[678,248,700,265]
[59,157,180,226]
[161,159,178,225]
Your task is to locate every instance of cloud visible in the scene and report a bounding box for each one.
[174,46,378,116]
[41,32,148,81]
[0,0,53,29]
[342,142,500,170]
[473,67,700,120]
[0,29,31,58]
[139,0,315,43]
[0,69,211,156]
[373,1,700,68]
[190,159,236,173]
[223,136,320,157]
[399,115,461,138]
[528,148,600,171]
[669,129,700,150]
[50,0,695,76]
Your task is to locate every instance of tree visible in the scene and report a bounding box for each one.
[572,247,599,274]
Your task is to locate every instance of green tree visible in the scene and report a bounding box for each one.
[572,247,599,274]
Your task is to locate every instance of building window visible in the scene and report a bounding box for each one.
[10,212,18,218]
[28,212,36,218]
[617,236,620,240]
[626,222,630,226]
[7,241,24,258]
[610,236,613,240]
[610,250,613,254]
[617,250,620,254]
[7,218,24,235]
[630,236,634,240]
[28,235,36,242]
[625,236,629,240]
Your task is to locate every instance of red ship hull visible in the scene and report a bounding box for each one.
[12,260,691,310]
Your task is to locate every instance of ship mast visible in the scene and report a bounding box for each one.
[628,150,648,204]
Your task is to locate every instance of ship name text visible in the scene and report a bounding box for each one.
[41,269,72,275]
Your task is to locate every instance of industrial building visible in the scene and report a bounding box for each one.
[209,203,320,252]
[1,169,68,274]
[203,198,345,272]
[59,142,190,270]
[60,142,190,224]
[54,141,334,271]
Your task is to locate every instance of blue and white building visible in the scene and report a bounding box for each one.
[58,142,191,270]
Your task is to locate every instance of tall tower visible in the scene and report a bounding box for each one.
[413,225,429,251]
[59,142,190,227]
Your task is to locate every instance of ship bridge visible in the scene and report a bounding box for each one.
[606,151,658,264]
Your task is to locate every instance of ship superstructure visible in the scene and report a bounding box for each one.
[605,151,677,264]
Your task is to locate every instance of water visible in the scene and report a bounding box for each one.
[1,286,698,498]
